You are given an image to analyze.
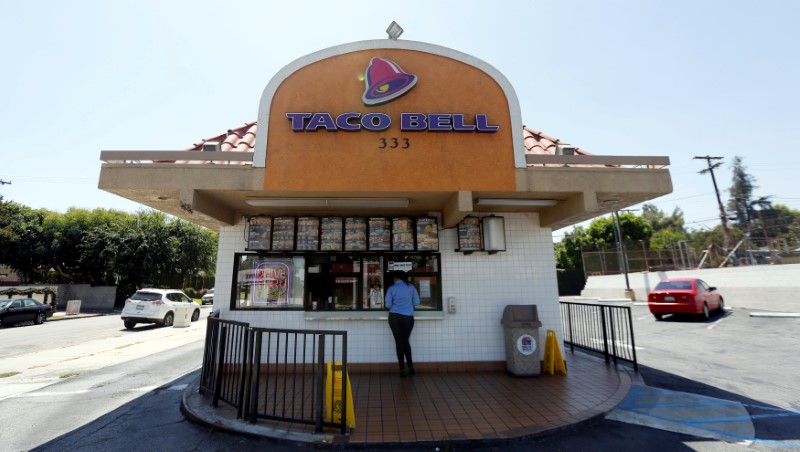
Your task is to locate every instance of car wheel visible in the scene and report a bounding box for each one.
[654,313,663,321]
[718,297,725,312]
[161,312,174,327]
[124,320,136,330]
[191,309,200,321]
[35,312,46,325]
[702,303,710,320]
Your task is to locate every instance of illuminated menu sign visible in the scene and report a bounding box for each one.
[271,217,296,251]
[247,216,272,251]
[392,217,414,251]
[369,217,391,251]
[457,216,481,252]
[344,217,367,251]
[320,217,343,251]
[296,217,320,251]
[416,217,439,251]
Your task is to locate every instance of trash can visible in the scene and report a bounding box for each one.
[501,305,542,376]
[172,303,192,328]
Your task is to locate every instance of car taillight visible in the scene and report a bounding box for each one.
[50,304,54,312]
[153,300,165,305]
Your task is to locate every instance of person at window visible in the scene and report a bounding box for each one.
[385,271,420,377]
[369,284,383,309]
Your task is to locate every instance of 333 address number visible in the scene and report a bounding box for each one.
[378,138,410,149]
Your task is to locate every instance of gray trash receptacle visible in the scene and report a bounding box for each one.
[501,305,542,376]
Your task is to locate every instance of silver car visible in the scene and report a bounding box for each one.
[121,289,200,329]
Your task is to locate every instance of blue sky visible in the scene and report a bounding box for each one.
[2,1,798,241]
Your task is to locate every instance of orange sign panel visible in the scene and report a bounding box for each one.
[264,49,515,192]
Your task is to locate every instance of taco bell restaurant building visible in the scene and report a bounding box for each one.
[99,39,672,371]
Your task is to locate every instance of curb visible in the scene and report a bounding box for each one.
[749,312,800,318]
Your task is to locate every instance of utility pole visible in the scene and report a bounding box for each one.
[694,156,733,248]
[612,211,634,300]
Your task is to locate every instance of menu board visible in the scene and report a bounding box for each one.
[344,217,367,251]
[296,217,320,251]
[392,217,415,251]
[320,217,343,251]
[416,217,439,251]
[247,216,272,251]
[369,217,391,251]
[271,217,296,251]
[457,216,482,251]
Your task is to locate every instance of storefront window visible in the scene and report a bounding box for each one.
[305,254,441,312]
[230,253,440,312]
[231,254,305,310]
[385,253,440,310]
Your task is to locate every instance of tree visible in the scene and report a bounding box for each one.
[640,203,687,250]
[0,200,217,302]
[554,213,652,271]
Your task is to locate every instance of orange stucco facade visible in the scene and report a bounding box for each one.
[264,49,516,193]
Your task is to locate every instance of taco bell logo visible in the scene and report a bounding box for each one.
[284,56,499,133]
[362,57,417,106]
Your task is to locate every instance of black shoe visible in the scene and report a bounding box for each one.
[408,367,415,376]
[400,369,408,378]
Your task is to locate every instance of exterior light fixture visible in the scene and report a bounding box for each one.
[245,198,409,208]
[386,21,403,40]
[481,215,506,253]
[476,198,557,207]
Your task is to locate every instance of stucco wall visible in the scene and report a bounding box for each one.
[581,264,800,312]
[214,213,562,364]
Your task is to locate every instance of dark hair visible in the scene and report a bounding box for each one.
[391,270,408,283]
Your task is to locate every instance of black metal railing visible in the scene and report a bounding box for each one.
[247,328,348,433]
[560,301,638,370]
[199,318,349,433]
[200,317,251,417]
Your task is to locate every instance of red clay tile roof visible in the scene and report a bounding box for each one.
[181,122,592,167]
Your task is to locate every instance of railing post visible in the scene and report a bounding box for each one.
[249,331,263,423]
[237,326,251,419]
[608,306,619,366]
[626,306,638,371]
[599,306,610,364]
[212,325,228,408]
[567,303,575,352]
[315,334,326,433]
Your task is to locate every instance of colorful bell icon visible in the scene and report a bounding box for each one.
[362,57,417,106]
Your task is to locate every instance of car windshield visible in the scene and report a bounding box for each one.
[130,291,164,301]
[654,281,693,291]
[208,289,214,294]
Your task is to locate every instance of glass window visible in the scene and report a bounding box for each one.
[231,254,305,310]
[384,253,441,311]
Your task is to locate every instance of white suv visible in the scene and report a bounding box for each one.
[121,289,200,329]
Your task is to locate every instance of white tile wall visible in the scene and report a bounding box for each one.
[214,213,563,364]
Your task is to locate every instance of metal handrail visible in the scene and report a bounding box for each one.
[559,301,638,370]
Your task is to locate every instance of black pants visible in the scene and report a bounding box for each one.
[388,313,415,370]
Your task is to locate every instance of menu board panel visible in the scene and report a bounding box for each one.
[416,217,439,251]
[247,216,272,251]
[457,216,482,251]
[392,217,415,251]
[271,217,296,251]
[369,217,391,251]
[344,217,367,251]
[320,217,343,251]
[296,217,320,251]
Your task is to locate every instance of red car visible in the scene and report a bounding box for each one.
[647,278,725,321]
